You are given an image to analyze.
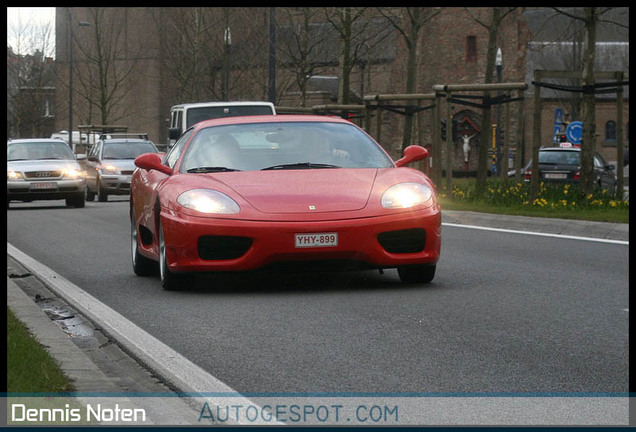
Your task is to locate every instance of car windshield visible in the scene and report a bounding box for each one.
[186,106,274,128]
[103,142,156,159]
[538,150,579,165]
[180,121,394,173]
[7,141,75,161]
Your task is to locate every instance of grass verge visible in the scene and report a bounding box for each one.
[439,178,629,224]
[7,307,74,393]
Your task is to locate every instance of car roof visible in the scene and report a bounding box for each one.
[101,138,153,143]
[192,114,351,129]
[539,146,580,152]
[173,101,275,110]
[8,138,67,145]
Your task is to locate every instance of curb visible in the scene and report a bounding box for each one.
[7,276,122,393]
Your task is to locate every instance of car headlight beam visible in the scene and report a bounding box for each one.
[100,164,119,174]
[62,167,85,179]
[381,182,434,209]
[7,170,23,180]
[177,189,240,214]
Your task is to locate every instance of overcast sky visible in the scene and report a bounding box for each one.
[7,7,56,56]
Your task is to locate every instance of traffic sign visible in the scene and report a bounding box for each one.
[565,121,583,145]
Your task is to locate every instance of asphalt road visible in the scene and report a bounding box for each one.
[6,198,629,395]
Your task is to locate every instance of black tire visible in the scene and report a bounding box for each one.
[86,187,95,201]
[158,219,194,290]
[66,192,86,208]
[131,207,157,276]
[397,264,436,284]
[97,178,108,202]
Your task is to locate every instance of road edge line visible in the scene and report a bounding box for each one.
[441,223,629,245]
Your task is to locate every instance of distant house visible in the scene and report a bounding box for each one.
[522,7,629,164]
[7,47,56,139]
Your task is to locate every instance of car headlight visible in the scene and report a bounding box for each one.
[100,164,119,174]
[7,170,23,180]
[381,182,434,209]
[177,189,240,214]
[62,167,85,179]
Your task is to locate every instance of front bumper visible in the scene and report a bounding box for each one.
[100,174,132,195]
[7,179,86,201]
[157,208,442,273]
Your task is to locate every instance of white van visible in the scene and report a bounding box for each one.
[51,131,101,147]
[167,101,276,146]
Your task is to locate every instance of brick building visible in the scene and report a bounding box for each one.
[54,7,628,170]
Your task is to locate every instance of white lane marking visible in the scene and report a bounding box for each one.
[7,242,278,426]
[442,223,629,245]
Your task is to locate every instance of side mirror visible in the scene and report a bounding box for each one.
[395,145,429,167]
[75,153,87,161]
[135,152,173,175]
[168,127,182,140]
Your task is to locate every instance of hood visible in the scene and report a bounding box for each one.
[209,169,378,214]
[7,159,81,172]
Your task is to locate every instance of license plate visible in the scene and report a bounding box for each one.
[32,182,55,190]
[295,233,338,248]
[544,173,567,179]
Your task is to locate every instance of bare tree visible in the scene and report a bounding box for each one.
[550,7,625,196]
[464,7,517,197]
[7,17,56,138]
[152,7,271,104]
[378,7,442,151]
[157,8,224,102]
[72,8,141,125]
[276,8,333,107]
[322,7,371,105]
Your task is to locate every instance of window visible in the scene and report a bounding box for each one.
[605,121,617,142]
[466,36,477,62]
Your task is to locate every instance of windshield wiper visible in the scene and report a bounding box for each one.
[261,162,340,170]
[187,166,240,173]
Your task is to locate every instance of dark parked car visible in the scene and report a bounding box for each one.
[85,135,159,202]
[523,145,617,193]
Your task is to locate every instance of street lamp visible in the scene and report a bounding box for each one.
[67,8,90,154]
[495,47,503,176]
[223,27,232,101]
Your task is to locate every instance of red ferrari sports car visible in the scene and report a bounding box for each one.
[130,115,441,290]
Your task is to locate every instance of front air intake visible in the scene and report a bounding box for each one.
[198,235,253,260]
[377,228,426,253]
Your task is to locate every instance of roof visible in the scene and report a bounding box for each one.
[8,138,65,144]
[171,101,275,110]
[523,8,629,42]
[192,114,351,129]
[522,8,629,99]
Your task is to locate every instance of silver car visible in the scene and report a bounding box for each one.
[7,138,87,209]
[85,138,159,202]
